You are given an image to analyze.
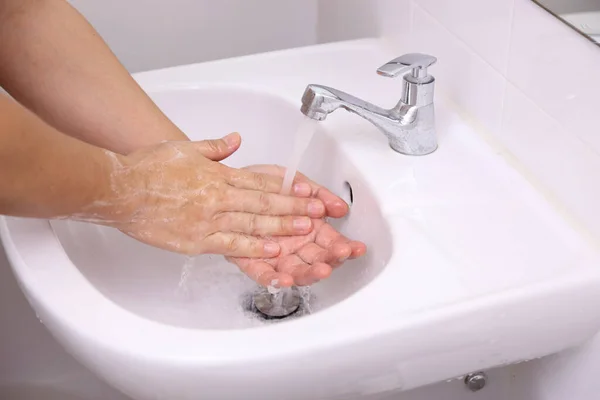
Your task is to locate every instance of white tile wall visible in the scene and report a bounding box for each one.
[413,0,515,74]
[317,0,379,43]
[409,4,506,135]
[508,0,600,155]
[375,0,412,43]
[68,0,320,73]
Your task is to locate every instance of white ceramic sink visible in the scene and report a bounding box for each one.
[3,39,600,400]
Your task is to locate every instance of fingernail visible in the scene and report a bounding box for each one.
[308,200,325,217]
[264,242,280,256]
[224,132,240,149]
[336,200,349,209]
[293,217,312,231]
[293,183,311,197]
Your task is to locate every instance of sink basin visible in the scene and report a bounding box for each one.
[47,85,391,330]
[3,39,600,400]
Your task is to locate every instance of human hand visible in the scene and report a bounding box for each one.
[228,165,367,287]
[86,133,328,257]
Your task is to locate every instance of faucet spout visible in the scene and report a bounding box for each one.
[301,84,415,125]
[301,85,384,118]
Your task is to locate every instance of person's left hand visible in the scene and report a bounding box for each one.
[227,165,367,287]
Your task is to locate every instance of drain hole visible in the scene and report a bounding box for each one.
[241,286,315,322]
[253,287,300,319]
[343,181,354,206]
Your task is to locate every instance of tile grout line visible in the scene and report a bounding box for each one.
[499,0,517,136]
[504,0,518,77]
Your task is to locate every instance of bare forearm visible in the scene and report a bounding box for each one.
[0,94,115,219]
[0,0,187,155]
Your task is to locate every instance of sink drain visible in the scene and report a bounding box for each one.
[241,286,314,322]
[253,287,301,319]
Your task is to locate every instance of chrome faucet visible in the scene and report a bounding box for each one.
[300,53,438,156]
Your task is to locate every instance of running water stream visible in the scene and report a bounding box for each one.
[280,117,319,196]
[262,117,319,314]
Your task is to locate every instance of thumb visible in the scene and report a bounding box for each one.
[195,132,241,161]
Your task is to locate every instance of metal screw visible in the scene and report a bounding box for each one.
[464,372,487,392]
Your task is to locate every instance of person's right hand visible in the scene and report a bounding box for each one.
[84,133,327,258]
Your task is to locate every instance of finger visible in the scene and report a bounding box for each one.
[230,258,294,287]
[349,240,367,259]
[194,132,241,161]
[290,171,349,218]
[277,254,332,286]
[295,242,349,270]
[225,188,326,218]
[243,165,348,217]
[305,219,366,263]
[313,220,347,249]
[291,182,312,197]
[329,242,353,267]
[315,186,349,218]
[226,168,314,198]
[226,168,285,193]
[311,220,366,260]
[313,222,354,263]
[216,213,313,236]
[202,233,280,258]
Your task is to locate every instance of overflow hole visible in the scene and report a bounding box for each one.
[343,181,353,206]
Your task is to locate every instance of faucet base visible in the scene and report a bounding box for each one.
[389,137,438,156]
[387,103,437,156]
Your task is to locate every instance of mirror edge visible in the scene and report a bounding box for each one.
[532,0,600,47]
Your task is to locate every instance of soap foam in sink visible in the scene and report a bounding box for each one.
[175,255,195,300]
[166,255,267,329]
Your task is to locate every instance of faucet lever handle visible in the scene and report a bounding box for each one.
[376,53,437,79]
